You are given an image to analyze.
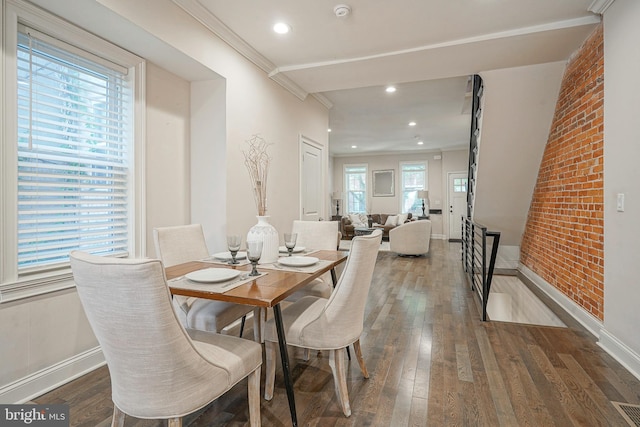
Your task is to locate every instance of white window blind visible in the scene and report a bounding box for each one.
[16,27,131,273]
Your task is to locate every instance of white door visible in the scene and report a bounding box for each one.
[300,138,323,221]
[448,172,468,240]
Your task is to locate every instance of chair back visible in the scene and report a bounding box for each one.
[70,251,229,419]
[153,224,209,267]
[303,229,382,347]
[291,220,340,250]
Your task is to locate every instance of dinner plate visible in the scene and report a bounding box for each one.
[185,268,241,283]
[212,251,247,261]
[278,256,319,267]
[278,246,306,254]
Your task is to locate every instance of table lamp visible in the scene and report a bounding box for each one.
[332,191,344,216]
[417,190,429,217]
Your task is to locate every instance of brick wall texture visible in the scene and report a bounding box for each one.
[520,24,604,321]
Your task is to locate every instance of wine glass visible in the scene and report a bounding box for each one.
[284,232,297,257]
[247,240,263,276]
[226,235,242,265]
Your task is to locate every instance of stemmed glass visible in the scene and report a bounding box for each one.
[247,240,263,276]
[284,233,297,257]
[226,235,242,265]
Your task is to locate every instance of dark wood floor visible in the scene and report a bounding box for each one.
[34,240,640,426]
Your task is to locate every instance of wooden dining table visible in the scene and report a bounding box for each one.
[165,249,348,427]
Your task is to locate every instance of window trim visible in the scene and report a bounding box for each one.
[399,160,428,215]
[343,163,368,214]
[1,0,146,302]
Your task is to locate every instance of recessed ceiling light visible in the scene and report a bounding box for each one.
[385,86,396,93]
[273,22,291,34]
[328,128,332,132]
[408,121,416,126]
[351,145,357,149]
[417,141,424,145]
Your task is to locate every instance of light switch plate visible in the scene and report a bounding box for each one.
[617,193,625,212]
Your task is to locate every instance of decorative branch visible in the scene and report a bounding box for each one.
[242,135,272,216]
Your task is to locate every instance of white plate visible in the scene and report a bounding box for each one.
[278,256,319,267]
[185,268,241,283]
[278,246,306,253]
[212,251,247,261]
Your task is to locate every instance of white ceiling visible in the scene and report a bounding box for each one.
[176,0,600,156]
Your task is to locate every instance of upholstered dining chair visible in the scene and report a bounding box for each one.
[154,224,259,341]
[69,251,262,427]
[285,220,342,302]
[263,229,382,417]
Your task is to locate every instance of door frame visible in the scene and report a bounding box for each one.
[299,134,327,220]
[447,171,468,241]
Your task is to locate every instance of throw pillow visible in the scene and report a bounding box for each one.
[349,213,365,227]
[384,215,398,226]
[397,213,408,224]
[358,213,369,225]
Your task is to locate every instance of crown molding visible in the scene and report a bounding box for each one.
[588,0,616,14]
[172,0,308,101]
[310,93,333,109]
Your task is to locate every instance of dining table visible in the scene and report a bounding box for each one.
[165,249,348,427]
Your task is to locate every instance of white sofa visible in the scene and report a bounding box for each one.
[389,220,431,256]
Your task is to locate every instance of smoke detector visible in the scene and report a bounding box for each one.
[334,4,352,18]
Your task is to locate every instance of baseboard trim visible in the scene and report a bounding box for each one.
[518,263,640,381]
[0,347,105,403]
[598,329,640,382]
[518,263,602,337]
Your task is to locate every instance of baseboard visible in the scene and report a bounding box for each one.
[598,329,640,382]
[518,263,603,337]
[519,264,640,383]
[0,347,105,403]
[432,234,446,240]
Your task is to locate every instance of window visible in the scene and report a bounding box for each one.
[453,177,468,193]
[344,164,367,213]
[2,1,144,299]
[400,162,427,215]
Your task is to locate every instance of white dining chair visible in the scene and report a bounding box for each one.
[69,251,262,427]
[154,224,259,341]
[285,220,342,302]
[263,229,382,417]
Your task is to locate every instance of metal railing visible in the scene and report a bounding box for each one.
[461,217,501,321]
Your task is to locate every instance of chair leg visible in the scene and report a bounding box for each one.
[239,315,247,337]
[353,339,369,378]
[329,348,352,417]
[264,340,277,400]
[303,348,311,361]
[248,366,262,427]
[110,405,126,427]
[168,418,182,427]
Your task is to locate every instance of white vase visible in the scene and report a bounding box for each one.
[246,215,279,264]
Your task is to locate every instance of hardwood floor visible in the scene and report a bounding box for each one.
[34,240,640,426]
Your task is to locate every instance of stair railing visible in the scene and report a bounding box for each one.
[461,217,501,321]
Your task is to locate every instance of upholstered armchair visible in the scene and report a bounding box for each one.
[262,230,382,417]
[153,224,258,340]
[69,251,262,427]
[389,219,431,256]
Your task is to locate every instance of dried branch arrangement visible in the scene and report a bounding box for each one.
[243,135,272,216]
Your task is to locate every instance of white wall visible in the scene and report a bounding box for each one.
[474,62,565,246]
[600,0,640,375]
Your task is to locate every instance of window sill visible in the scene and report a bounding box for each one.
[0,273,75,303]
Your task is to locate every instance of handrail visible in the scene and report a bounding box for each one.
[461,217,501,321]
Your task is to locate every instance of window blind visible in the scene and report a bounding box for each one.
[16,28,131,273]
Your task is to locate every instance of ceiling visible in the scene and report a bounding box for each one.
[173,0,600,156]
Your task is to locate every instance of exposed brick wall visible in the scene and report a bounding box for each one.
[520,24,604,320]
